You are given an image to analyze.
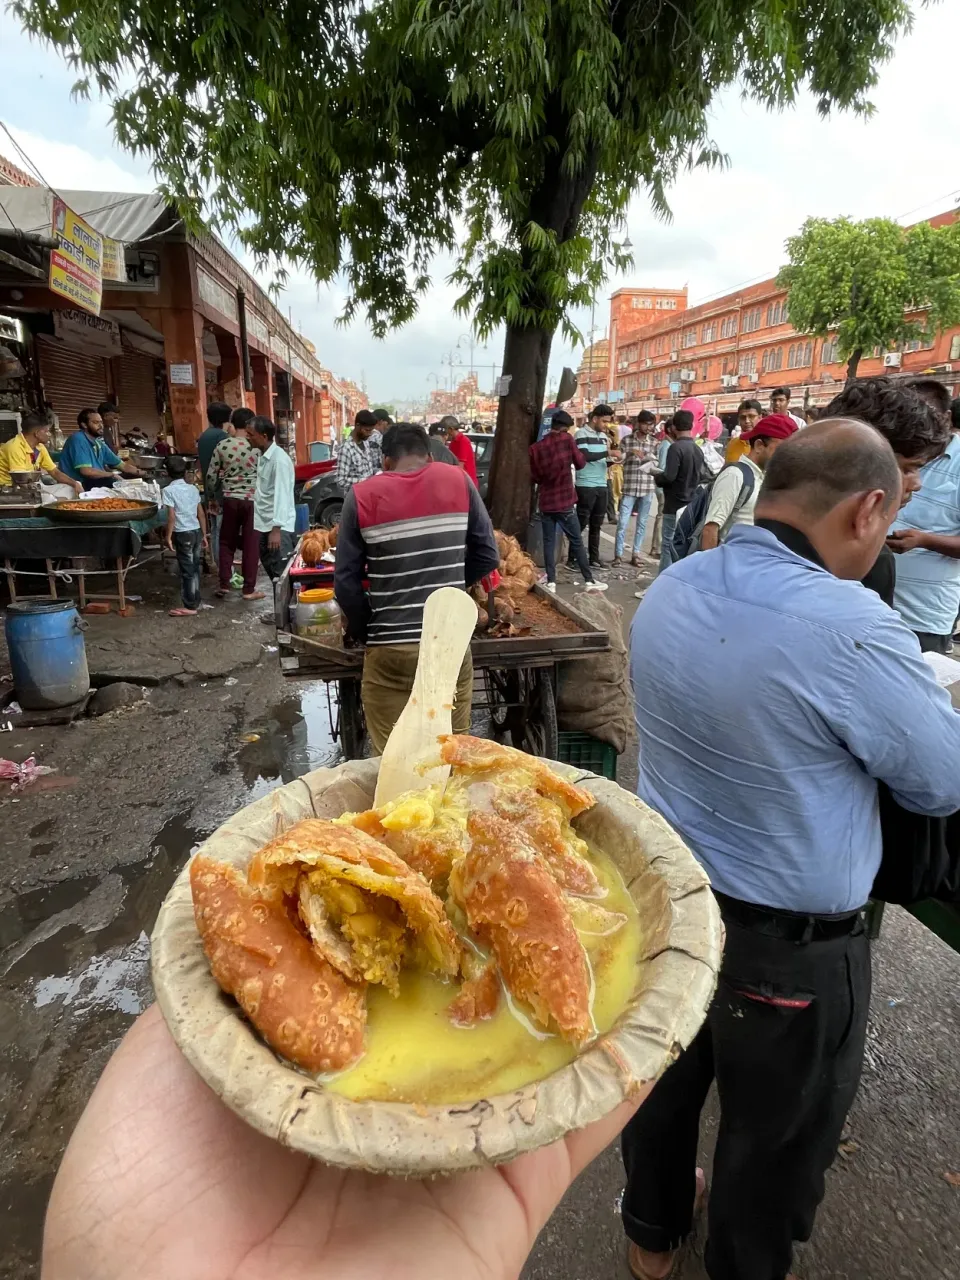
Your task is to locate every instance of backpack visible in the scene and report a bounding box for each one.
[670,461,756,561]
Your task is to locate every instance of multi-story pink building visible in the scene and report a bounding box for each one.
[608,213,960,416]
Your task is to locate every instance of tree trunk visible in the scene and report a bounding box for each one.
[488,325,553,538]
[845,348,862,384]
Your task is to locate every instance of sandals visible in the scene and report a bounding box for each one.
[626,1168,707,1280]
[169,607,198,617]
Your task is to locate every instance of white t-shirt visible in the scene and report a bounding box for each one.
[704,456,763,538]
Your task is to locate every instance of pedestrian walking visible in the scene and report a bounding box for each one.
[197,401,232,571]
[529,409,608,593]
[654,409,703,572]
[248,417,296,582]
[623,419,960,1280]
[334,422,500,753]
[440,416,479,486]
[162,457,207,618]
[574,403,616,567]
[613,411,658,566]
[336,410,381,495]
[207,406,263,600]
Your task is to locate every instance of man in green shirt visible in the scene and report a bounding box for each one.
[574,404,616,567]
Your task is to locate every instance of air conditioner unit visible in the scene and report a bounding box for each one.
[883,352,902,368]
[669,351,679,362]
[721,374,737,388]
[645,358,652,368]
[680,369,696,382]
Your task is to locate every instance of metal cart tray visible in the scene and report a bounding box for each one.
[46,501,159,524]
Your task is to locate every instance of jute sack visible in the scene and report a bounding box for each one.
[152,757,720,1176]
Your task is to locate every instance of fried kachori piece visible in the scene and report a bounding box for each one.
[450,812,594,1045]
[190,855,366,1073]
[248,818,461,992]
[486,784,601,898]
[439,734,595,819]
[341,793,466,889]
[447,960,501,1027]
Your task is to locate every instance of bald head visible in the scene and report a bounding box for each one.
[756,418,902,581]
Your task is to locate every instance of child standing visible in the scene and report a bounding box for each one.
[163,457,207,617]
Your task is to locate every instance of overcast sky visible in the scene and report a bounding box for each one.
[1,3,958,405]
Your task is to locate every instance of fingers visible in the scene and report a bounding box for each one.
[496,1091,649,1247]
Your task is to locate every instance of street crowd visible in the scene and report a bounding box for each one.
[35,377,960,1280]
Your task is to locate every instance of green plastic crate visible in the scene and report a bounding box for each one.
[556,731,618,781]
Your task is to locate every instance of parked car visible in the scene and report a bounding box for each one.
[301,468,344,528]
[294,457,335,505]
[465,432,494,501]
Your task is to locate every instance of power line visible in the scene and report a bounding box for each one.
[0,119,53,191]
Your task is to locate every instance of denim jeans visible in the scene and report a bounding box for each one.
[658,512,679,574]
[616,491,655,559]
[541,508,593,584]
[205,508,220,569]
[173,529,202,610]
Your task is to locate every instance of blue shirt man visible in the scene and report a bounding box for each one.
[621,420,960,1280]
[631,460,960,914]
[60,409,126,488]
[889,429,960,646]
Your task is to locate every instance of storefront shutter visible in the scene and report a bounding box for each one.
[36,335,109,437]
[114,348,163,438]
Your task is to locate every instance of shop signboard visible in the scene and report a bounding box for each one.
[101,238,128,284]
[49,198,102,316]
[53,308,123,357]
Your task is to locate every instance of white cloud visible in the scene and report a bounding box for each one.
[2,2,959,403]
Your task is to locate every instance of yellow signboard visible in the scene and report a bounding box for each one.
[49,197,102,315]
[101,237,127,284]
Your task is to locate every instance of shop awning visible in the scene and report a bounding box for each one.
[0,188,173,244]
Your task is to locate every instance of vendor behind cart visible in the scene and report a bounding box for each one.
[0,410,81,494]
[59,408,145,490]
[334,421,499,753]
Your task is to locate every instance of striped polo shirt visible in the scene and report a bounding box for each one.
[351,464,474,645]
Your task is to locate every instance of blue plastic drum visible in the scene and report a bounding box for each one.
[5,600,90,709]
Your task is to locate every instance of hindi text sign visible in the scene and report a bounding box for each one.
[49,198,103,315]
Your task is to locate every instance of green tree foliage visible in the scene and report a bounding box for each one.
[779,215,960,383]
[13,0,914,532]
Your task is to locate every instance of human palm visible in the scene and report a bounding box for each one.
[43,1005,643,1279]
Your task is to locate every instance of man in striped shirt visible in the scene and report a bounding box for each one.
[335,422,500,753]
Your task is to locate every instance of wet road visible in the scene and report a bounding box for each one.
[0,655,350,1278]
[3,568,960,1279]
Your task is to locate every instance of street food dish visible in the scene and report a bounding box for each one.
[188,735,644,1098]
[190,855,366,1072]
[53,498,152,511]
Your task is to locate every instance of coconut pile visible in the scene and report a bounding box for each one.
[469,531,540,633]
[301,526,338,566]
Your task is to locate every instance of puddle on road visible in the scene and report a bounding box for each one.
[238,683,347,801]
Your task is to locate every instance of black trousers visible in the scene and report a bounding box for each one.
[914,630,952,654]
[258,529,295,582]
[575,485,607,563]
[621,903,870,1280]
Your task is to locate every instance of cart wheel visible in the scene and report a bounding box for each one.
[483,668,516,735]
[337,679,366,760]
[510,668,559,760]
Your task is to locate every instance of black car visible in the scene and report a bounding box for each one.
[302,432,495,526]
[465,432,494,501]
[300,469,344,528]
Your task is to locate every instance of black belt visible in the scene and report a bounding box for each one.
[714,891,865,944]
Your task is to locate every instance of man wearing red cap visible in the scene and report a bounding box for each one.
[700,413,798,550]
